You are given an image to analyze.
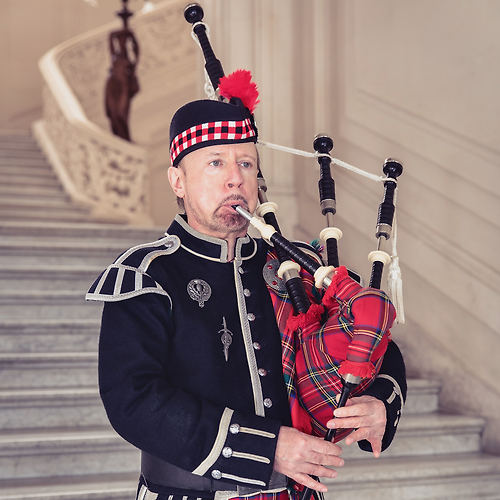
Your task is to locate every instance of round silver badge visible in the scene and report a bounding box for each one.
[262,259,286,292]
[187,279,212,308]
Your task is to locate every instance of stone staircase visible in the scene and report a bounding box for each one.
[0,132,161,498]
[0,133,94,224]
[1,131,500,499]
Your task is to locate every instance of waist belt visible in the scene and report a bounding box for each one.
[141,452,236,491]
[141,452,287,495]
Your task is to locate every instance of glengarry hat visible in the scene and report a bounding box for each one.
[169,70,259,166]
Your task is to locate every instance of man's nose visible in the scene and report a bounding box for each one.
[226,161,243,188]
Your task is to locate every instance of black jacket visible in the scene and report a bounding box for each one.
[87,215,406,496]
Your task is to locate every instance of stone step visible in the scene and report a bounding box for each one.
[0,240,129,265]
[0,352,98,389]
[402,378,440,414]
[0,220,163,243]
[0,132,37,144]
[323,452,500,500]
[0,174,63,189]
[0,473,138,500]
[0,184,68,200]
[0,138,44,149]
[0,427,140,480]
[0,147,44,157]
[0,265,102,291]
[0,208,95,224]
[0,290,102,319]
[0,197,88,212]
[0,387,107,430]
[340,411,486,460]
[0,146,40,155]
[0,318,100,353]
[0,141,39,151]
[0,159,54,171]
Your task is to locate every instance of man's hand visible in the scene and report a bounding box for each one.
[327,395,386,457]
[273,426,344,492]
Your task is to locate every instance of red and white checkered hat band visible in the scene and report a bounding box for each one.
[170,118,256,164]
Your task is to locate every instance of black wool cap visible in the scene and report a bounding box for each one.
[169,99,257,166]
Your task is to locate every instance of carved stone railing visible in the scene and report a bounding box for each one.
[33,0,194,225]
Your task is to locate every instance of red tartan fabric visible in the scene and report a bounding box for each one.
[170,118,255,164]
[266,250,395,441]
[320,265,394,376]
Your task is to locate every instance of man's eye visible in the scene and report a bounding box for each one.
[209,160,221,167]
[240,162,252,169]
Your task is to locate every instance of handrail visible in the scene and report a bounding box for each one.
[33,0,189,225]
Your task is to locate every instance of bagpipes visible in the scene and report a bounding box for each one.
[183,3,403,493]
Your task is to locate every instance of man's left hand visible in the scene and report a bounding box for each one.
[326,395,386,457]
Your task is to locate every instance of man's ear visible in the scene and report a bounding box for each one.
[168,166,185,199]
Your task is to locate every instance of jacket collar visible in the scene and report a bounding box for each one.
[167,214,257,263]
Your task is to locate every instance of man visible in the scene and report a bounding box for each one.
[87,94,406,500]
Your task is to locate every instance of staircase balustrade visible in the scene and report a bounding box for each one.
[33,0,192,225]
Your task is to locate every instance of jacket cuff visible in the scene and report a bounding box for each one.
[193,408,282,489]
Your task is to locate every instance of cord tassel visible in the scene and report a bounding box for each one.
[388,194,405,324]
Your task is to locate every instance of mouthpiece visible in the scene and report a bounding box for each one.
[232,205,251,221]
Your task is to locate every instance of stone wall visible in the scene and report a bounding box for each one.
[206,0,500,454]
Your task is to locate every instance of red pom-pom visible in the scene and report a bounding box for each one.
[219,69,260,113]
[338,360,376,379]
[285,303,324,333]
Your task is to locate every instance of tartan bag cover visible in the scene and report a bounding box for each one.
[265,250,396,441]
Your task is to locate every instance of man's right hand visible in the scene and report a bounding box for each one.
[273,426,344,492]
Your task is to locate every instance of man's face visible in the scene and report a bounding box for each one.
[168,142,259,240]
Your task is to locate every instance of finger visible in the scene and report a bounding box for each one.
[334,401,372,419]
[312,438,344,458]
[334,395,381,417]
[370,439,382,458]
[307,451,345,469]
[345,431,382,458]
[344,427,383,449]
[293,434,343,461]
[328,414,367,429]
[291,465,339,492]
[292,473,329,493]
[346,424,383,441]
[305,463,340,479]
[329,403,385,429]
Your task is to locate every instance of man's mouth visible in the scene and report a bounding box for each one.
[226,202,244,210]
[219,197,248,212]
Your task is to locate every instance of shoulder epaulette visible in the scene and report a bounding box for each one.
[85,235,180,304]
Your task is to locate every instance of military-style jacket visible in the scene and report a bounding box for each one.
[87,214,406,496]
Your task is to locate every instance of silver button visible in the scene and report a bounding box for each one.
[264,398,273,408]
[258,368,267,377]
[247,313,255,321]
[211,470,222,480]
[238,267,244,274]
[222,447,233,458]
[243,289,251,297]
[253,342,261,350]
[229,423,240,434]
